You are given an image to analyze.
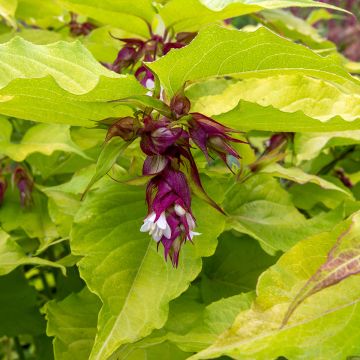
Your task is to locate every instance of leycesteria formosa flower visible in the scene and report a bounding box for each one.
[0,176,7,204]
[189,113,246,171]
[107,91,244,266]
[141,168,200,267]
[12,166,33,207]
[106,29,196,90]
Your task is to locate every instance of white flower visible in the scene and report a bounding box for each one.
[140,211,171,242]
[175,206,201,240]
[189,230,201,240]
[174,204,186,216]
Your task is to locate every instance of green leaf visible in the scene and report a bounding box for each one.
[189,72,360,132]
[45,287,102,360]
[149,25,359,98]
[259,163,352,198]
[283,211,360,325]
[159,0,343,33]
[306,8,335,25]
[215,100,360,132]
[15,0,64,28]
[294,131,360,162]
[166,292,254,352]
[260,9,335,50]
[201,232,277,303]
[0,28,70,44]
[191,217,360,360]
[111,95,172,117]
[0,0,17,27]
[0,230,65,275]
[224,174,344,254]
[0,37,145,126]
[0,188,60,248]
[83,137,128,197]
[58,0,155,37]
[0,120,88,161]
[71,184,225,360]
[117,341,191,360]
[0,269,46,336]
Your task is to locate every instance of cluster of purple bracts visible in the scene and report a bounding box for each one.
[69,12,97,36]
[105,31,196,88]
[108,93,245,266]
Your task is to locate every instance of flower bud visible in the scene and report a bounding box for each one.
[106,117,137,142]
[189,113,246,171]
[0,176,7,205]
[170,93,191,117]
[12,167,33,207]
[140,117,184,155]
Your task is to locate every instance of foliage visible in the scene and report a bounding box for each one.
[0,1,359,360]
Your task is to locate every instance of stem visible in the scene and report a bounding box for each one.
[39,269,52,299]
[317,146,356,175]
[13,337,25,360]
[4,337,12,360]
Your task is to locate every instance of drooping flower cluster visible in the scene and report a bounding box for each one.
[107,91,245,266]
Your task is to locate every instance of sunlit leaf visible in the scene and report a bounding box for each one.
[191,216,360,360]
[149,25,359,98]
[283,211,360,325]
[71,184,225,360]
[159,0,343,33]
[0,37,145,126]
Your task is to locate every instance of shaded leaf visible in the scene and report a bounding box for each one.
[0,269,46,336]
[201,232,277,303]
[0,120,88,161]
[224,174,344,254]
[83,137,128,197]
[45,287,101,360]
[0,230,65,275]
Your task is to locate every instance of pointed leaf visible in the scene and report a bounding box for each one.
[191,217,360,360]
[224,174,345,254]
[0,37,145,126]
[45,287,102,360]
[190,74,360,131]
[159,0,343,33]
[58,0,155,37]
[259,163,352,198]
[149,25,359,98]
[111,96,172,117]
[71,184,225,360]
[0,120,88,161]
[0,230,65,275]
[83,137,128,197]
[283,211,360,325]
